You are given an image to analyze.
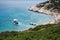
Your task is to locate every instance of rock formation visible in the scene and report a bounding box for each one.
[29,0,60,24]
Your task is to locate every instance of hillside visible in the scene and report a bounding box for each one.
[0,0,60,40]
[0,23,60,40]
[29,0,60,24]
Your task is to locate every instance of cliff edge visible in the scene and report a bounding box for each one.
[29,0,60,24]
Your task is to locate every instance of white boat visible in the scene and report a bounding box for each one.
[29,22,36,26]
[13,19,19,24]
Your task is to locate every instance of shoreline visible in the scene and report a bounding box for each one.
[29,5,60,24]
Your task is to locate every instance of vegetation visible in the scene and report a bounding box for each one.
[36,0,60,12]
[36,1,49,8]
[0,23,60,40]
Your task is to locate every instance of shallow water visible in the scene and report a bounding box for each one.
[0,0,52,32]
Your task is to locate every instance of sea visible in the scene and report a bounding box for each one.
[0,0,52,32]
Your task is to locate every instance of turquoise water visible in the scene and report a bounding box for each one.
[0,0,51,32]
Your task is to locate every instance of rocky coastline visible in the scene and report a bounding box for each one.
[29,0,60,24]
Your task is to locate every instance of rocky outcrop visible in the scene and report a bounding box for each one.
[29,0,60,24]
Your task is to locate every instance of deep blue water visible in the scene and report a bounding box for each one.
[0,0,52,32]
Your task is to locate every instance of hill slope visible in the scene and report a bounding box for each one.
[29,0,60,24]
[0,23,60,40]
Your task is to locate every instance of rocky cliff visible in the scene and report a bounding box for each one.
[29,0,60,24]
